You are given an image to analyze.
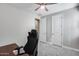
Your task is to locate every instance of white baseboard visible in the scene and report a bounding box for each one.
[62,45,79,52]
[39,40,79,52]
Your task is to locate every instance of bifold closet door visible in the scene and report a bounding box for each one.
[46,16,52,42]
[52,14,63,46]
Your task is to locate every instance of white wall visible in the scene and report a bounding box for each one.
[0,4,36,46]
[62,7,79,49]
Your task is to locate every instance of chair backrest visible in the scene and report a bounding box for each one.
[31,29,38,38]
[24,29,38,55]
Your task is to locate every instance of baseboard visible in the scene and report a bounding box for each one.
[39,40,79,52]
[62,45,79,52]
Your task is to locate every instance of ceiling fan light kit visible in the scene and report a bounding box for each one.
[40,5,45,9]
[35,3,56,11]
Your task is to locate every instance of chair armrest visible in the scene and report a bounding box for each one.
[15,46,23,50]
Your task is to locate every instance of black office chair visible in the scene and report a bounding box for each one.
[15,29,38,56]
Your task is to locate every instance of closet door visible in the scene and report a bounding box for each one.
[52,14,63,46]
[46,16,52,42]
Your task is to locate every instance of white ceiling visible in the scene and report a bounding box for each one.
[7,3,37,12]
[7,3,77,16]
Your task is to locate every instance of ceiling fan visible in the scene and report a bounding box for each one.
[35,3,56,11]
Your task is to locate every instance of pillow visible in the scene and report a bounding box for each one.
[13,50,18,55]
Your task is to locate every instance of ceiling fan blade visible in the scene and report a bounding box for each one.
[35,3,56,5]
[35,3,42,5]
[44,3,56,5]
[45,6,48,11]
[35,6,41,11]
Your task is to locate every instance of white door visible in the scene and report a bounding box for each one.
[52,14,63,46]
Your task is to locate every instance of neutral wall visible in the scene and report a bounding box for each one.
[62,7,79,49]
[0,4,36,46]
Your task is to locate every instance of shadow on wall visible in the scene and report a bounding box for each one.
[71,37,79,49]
